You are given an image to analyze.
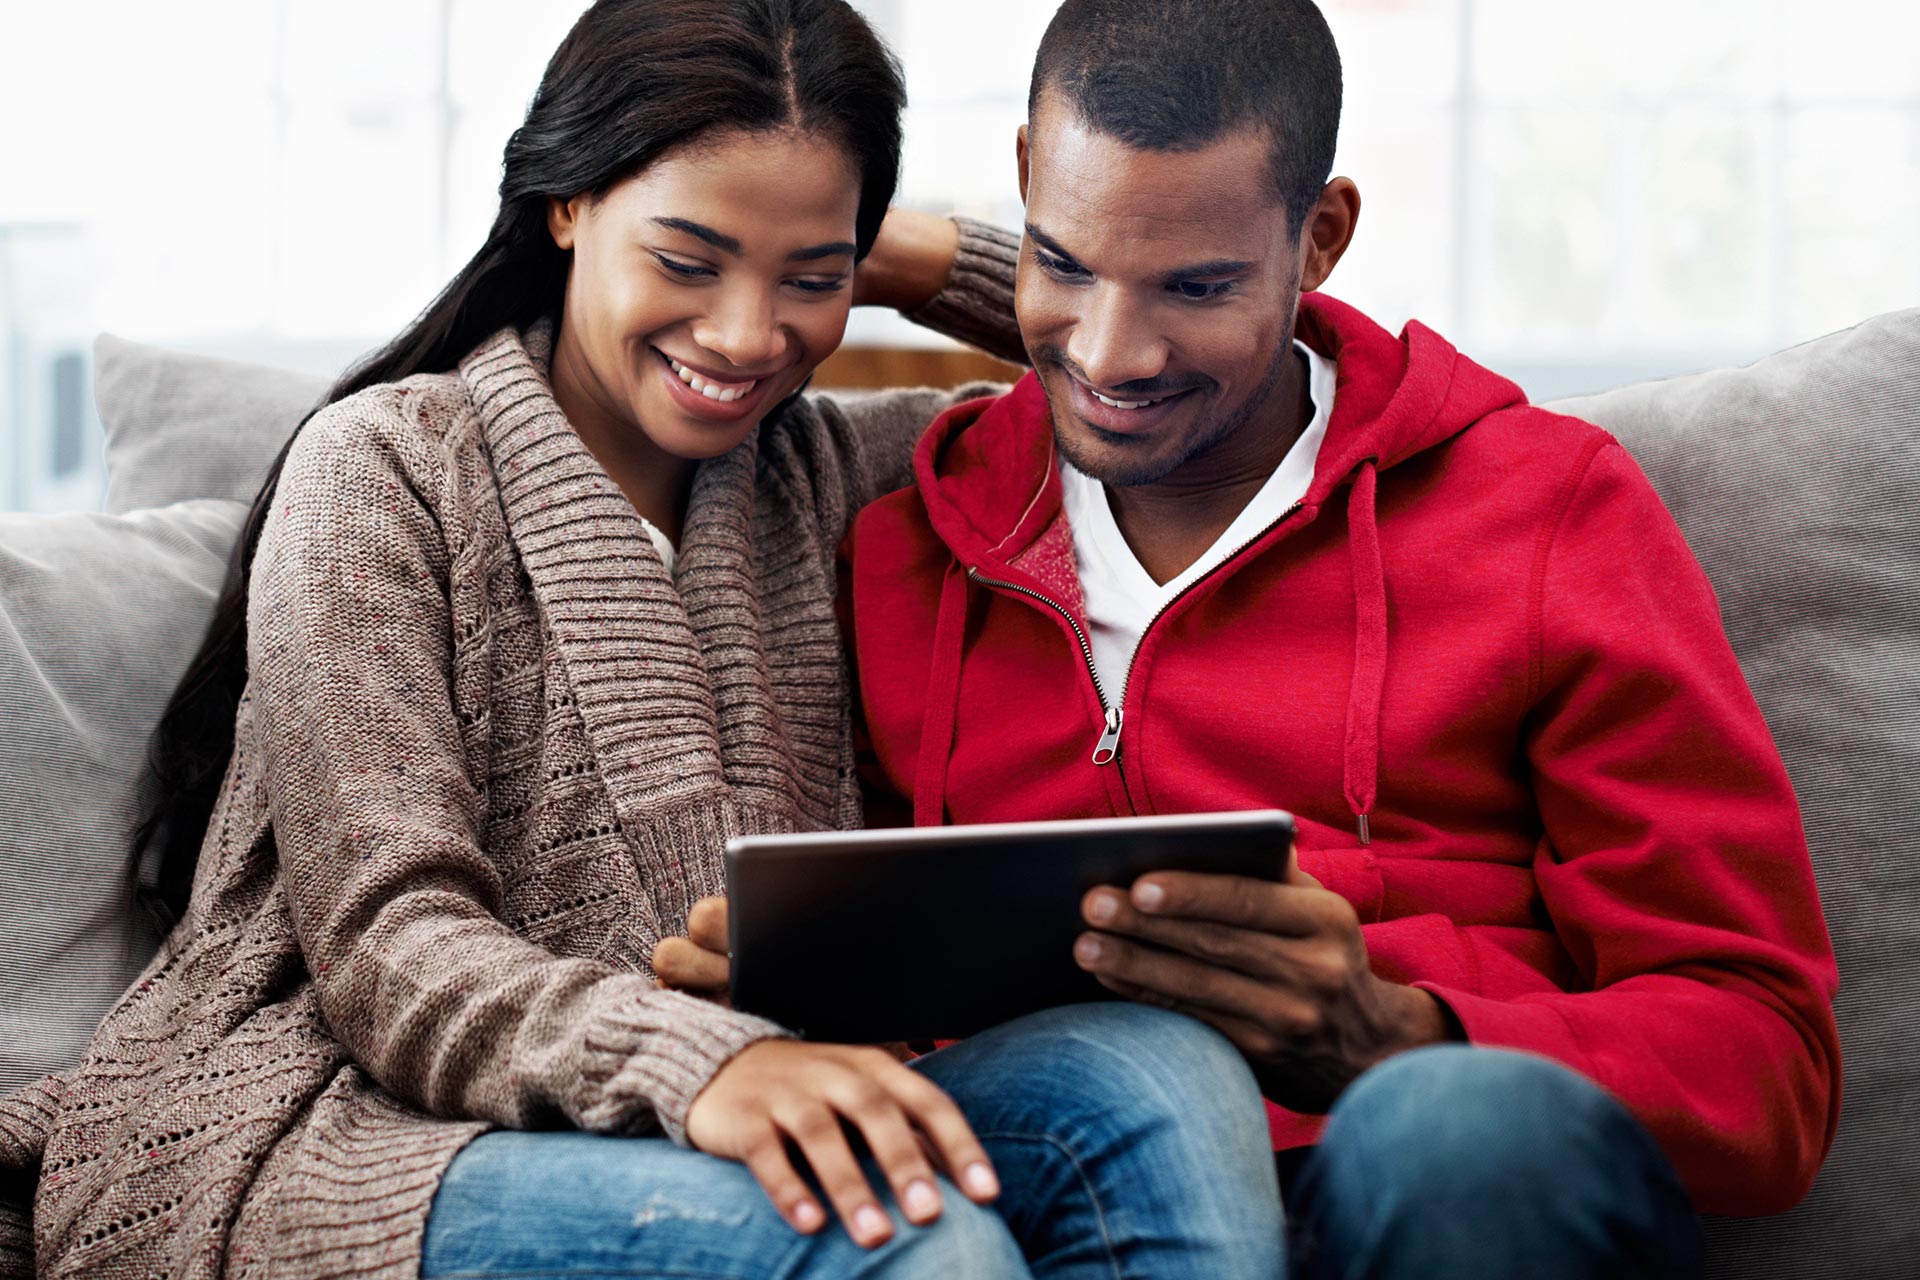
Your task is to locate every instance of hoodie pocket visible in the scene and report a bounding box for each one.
[1294,833,1386,923]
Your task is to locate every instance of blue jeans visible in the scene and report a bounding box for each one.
[1285,1045,1705,1280]
[421,1002,1283,1278]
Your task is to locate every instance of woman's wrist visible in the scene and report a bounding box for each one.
[853,208,962,312]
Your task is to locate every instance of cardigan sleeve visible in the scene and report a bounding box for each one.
[807,217,1025,514]
[1407,441,1842,1215]
[249,393,787,1145]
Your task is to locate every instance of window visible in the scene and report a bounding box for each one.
[1,1,1916,508]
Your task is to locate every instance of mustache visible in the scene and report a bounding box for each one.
[1030,345,1209,399]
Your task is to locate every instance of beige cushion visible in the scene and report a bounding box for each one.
[93,334,324,515]
[1549,308,1920,1277]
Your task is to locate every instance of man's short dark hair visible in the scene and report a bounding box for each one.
[1029,0,1343,231]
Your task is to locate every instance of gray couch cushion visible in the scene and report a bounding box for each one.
[94,334,325,515]
[1548,308,1920,1279]
[0,499,247,1095]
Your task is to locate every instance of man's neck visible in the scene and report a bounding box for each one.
[1104,345,1313,586]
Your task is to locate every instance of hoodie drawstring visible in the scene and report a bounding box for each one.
[913,560,969,827]
[1343,461,1387,846]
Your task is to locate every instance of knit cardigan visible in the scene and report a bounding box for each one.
[0,220,1022,1280]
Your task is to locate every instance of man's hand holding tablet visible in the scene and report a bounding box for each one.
[1072,852,1458,1114]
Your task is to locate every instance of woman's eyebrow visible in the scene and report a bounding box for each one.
[652,217,742,255]
[650,217,853,263]
[788,241,858,262]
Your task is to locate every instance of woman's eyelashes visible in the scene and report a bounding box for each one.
[651,252,850,295]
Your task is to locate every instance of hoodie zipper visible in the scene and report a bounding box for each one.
[967,499,1303,767]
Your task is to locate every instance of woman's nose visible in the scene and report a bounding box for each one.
[691,285,788,371]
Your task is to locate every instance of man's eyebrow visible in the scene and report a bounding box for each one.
[1025,223,1079,263]
[1165,258,1255,280]
[651,217,743,256]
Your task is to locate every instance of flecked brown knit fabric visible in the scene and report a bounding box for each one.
[0,220,1021,1280]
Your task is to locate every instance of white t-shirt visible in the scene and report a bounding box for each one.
[639,518,676,574]
[1059,339,1337,703]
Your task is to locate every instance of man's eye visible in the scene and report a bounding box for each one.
[1174,280,1235,302]
[1035,251,1087,281]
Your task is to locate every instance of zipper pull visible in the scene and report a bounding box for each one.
[1091,706,1123,766]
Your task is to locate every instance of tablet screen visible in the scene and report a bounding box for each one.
[726,810,1294,1043]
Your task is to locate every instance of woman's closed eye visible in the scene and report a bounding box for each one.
[651,252,848,296]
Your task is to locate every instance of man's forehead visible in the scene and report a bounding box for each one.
[1025,105,1288,270]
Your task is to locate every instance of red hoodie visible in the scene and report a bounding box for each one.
[842,293,1840,1215]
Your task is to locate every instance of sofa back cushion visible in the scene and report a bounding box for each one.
[93,334,325,515]
[0,500,247,1095]
[1548,308,1920,1279]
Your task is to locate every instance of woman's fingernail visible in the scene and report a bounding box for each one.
[1086,893,1116,923]
[963,1163,1000,1198]
[904,1178,940,1219]
[854,1204,890,1242]
[793,1200,824,1231]
[1075,935,1103,966]
[1135,881,1165,910]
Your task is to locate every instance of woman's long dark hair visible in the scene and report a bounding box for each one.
[132,0,905,929]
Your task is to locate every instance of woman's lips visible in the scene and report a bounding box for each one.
[652,347,781,422]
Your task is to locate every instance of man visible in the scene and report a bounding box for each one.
[836,0,1839,1274]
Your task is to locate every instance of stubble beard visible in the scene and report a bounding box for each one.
[1051,331,1297,489]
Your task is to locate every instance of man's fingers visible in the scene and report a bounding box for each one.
[736,1130,827,1236]
[885,1069,1000,1204]
[688,896,730,953]
[1075,931,1317,1038]
[776,1103,895,1249]
[1083,869,1338,937]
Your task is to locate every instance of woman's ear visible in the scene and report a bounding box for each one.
[547,194,582,250]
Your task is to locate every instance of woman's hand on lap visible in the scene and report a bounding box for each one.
[684,1040,999,1248]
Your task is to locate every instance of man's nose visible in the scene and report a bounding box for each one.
[1065,284,1169,391]
[691,284,788,372]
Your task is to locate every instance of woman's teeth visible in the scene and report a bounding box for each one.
[667,356,758,403]
[1092,390,1160,410]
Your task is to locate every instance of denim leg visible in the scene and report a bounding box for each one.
[1287,1045,1705,1280]
[420,1129,1028,1279]
[912,1002,1287,1280]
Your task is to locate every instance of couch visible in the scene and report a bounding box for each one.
[2,313,1915,1277]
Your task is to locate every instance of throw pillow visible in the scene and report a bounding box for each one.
[1548,308,1920,1279]
[0,499,246,1095]
[93,334,326,515]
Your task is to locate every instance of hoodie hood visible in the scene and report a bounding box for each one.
[912,292,1526,571]
[905,293,1528,844]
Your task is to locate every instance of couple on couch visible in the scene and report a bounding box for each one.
[0,0,1838,1277]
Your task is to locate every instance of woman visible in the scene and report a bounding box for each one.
[0,3,1284,1277]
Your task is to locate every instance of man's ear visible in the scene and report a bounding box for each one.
[547,194,583,251]
[1299,177,1361,294]
[1017,123,1031,205]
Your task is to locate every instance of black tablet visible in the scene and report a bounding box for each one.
[725,809,1295,1043]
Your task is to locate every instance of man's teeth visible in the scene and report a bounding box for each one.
[667,356,758,403]
[1092,389,1160,410]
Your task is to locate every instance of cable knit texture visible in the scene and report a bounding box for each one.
[0,220,1021,1280]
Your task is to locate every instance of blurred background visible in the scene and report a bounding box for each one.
[2,0,1916,510]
